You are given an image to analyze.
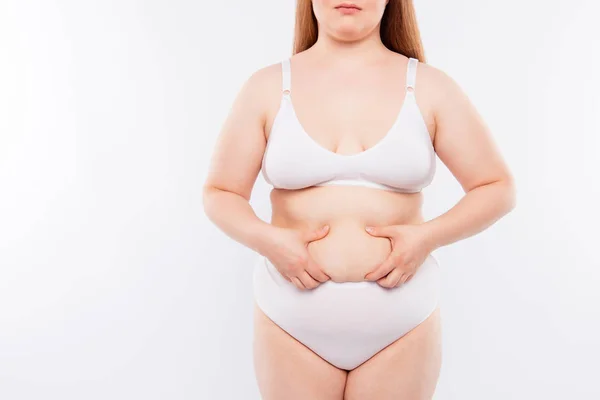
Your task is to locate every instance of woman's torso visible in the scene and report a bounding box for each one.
[261,52,437,282]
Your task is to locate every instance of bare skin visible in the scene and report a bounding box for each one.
[203,1,516,398]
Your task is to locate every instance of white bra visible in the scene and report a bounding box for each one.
[261,57,436,193]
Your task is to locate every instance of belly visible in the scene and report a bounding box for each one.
[269,185,424,282]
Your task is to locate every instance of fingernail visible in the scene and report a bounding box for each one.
[323,224,329,230]
[365,226,373,233]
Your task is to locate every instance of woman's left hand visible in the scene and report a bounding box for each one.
[363,223,436,288]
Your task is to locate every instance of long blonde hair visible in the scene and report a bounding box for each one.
[293,0,426,62]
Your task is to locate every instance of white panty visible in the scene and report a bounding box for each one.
[252,253,441,370]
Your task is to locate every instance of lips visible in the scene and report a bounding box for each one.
[335,3,361,10]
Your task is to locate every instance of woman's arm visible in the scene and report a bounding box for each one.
[202,67,276,256]
[421,65,517,251]
[203,64,332,289]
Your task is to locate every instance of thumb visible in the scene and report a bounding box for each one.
[305,224,330,242]
[365,225,394,237]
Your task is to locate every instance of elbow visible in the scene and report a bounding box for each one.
[502,174,518,213]
[202,184,219,216]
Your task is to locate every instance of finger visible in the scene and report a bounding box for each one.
[305,260,330,283]
[403,273,415,284]
[298,270,320,290]
[365,225,394,238]
[398,261,417,285]
[393,272,408,287]
[377,268,403,288]
[291,276,305,290]
[304,225,330,243]
[398,273,413,286]
[364,255,397,281]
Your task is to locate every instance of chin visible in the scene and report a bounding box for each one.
[331,22,365,40]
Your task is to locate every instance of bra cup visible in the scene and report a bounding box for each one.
[356,106,435,191]
[262,104,342,189]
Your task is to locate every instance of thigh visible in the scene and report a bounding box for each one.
[344,306,443,400]
[253,302,348,400]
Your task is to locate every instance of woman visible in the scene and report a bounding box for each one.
[203,0,516,398]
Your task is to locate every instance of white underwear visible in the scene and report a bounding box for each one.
[252,253,441,370]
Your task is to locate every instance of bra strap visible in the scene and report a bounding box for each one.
[281,58,291,94]
[405,57,418,91]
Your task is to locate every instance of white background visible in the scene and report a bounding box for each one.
[1,0,598,399]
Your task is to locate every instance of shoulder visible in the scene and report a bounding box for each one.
[240,60,283,96]
[231,60,285,114]
[415,60,468,107]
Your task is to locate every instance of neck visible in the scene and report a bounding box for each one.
[309,25,389,67]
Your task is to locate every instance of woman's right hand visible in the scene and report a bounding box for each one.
[262,225,331,290]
